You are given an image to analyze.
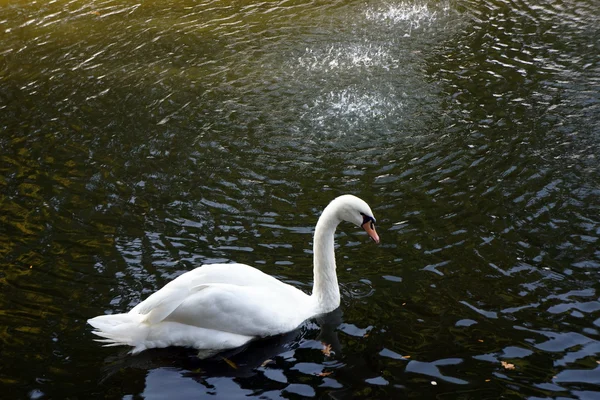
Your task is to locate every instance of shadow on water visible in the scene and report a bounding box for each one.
[96,309,345,398]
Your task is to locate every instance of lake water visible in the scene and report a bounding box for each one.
[1,0,599,398]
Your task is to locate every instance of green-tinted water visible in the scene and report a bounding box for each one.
[1,0,599,398]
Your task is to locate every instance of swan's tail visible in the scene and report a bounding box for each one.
[87,313,149,354]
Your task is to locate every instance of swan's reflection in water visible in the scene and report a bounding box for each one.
[99,309,345,398]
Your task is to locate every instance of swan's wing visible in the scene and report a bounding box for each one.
[128,264,313,335]
[165,282,313,337]
[130,286,202,325]
[128,263,272,320]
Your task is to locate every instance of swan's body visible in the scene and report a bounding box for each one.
[88,195,379,356]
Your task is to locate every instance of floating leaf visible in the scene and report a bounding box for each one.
[501,361,515,370]
[317,371,333,377]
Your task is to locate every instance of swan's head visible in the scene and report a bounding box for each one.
[330,195,380,244]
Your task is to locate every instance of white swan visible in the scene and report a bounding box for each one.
[88,194,379,356]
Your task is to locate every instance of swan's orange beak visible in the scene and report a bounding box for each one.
[362,220,380,244]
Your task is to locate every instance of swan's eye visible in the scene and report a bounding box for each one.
[360,212,375,228]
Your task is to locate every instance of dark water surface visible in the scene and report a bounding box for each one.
[1,0,600,398]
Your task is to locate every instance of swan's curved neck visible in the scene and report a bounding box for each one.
[312,205,341,314]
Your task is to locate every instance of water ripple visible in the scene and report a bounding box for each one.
[1,0,600,398]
